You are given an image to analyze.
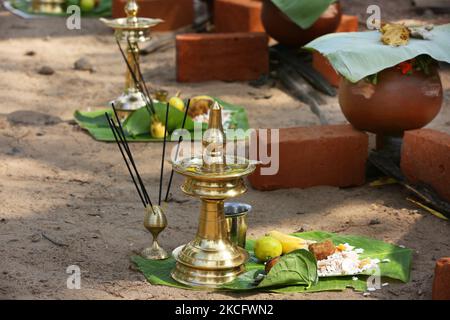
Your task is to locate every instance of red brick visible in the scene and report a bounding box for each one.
[401,129,450,202]
[176,33,269,82]
[432,257,450,300]
[214,0,264,33]
[312,15,359,87]
[335,15,359,33]
[112,0,194,32]
[248,125,368,190]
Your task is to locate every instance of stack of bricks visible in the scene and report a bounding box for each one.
[175,0,359,83]
[177,0,269,82]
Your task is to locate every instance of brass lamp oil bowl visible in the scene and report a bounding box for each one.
[142,205,168,260]
[170,101,256,288]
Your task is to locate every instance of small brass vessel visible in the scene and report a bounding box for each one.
[170,101,256,287]
[142,205,168,260]
[100,0,163,119]
[224,202,251,249]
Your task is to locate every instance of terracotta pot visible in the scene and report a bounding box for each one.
[261,0,342,47]
[338,66,443,135]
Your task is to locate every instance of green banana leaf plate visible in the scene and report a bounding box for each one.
[74,98,250,142]
[132,231,413,293]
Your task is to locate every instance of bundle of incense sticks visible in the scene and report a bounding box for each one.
[106,106,152,208]
[109,40,193,205]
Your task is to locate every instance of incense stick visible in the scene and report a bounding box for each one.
[158,102,170,205]
[164,99,191,202]
[115,39,156,115]
[110,103,153,207]
[106,113,147,208]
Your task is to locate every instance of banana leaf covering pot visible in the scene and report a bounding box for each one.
[338,65,443,135]
[261,0,342,47]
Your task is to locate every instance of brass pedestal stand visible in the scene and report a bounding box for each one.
[170,102,256,287]
[100,0,162,120]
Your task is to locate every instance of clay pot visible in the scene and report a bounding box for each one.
[338,66,443,135]
[261,0,342,47]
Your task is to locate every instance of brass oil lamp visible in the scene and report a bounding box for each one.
[170,101,256,287]
[100,0,162,121]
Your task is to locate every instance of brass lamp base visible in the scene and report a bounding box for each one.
[171,255,246,288]
[142,242,168,260]
[171,204,249,288]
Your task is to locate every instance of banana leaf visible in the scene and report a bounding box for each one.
[304,24,450,82]
[73,97,250,142]
[292,231,413,283]
[131,231,413,293]
[9,0,112,17]
[270,0,336,29]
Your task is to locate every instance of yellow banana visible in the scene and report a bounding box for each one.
[191,95,213,103]
[267,230,312,254]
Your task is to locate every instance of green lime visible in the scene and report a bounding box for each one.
[254,236,282,262]
[80,0,95,12]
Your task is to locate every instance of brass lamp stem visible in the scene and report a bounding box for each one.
[197,199,228,241]
[125,42,140,93]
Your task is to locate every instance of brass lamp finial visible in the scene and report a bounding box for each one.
[202,101,226,172]
[125,0,138,24]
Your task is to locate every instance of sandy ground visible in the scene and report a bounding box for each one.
[0,1,449,300]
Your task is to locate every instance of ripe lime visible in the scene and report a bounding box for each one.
[80,0,95,12]
[150,120,166,138]
[254,236,282,262]
[169,96,185,112]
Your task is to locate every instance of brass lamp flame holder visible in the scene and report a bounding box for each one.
[100,0,163,116]
[170,101,256,287]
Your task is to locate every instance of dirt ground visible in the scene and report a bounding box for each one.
[0,1,449,300]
